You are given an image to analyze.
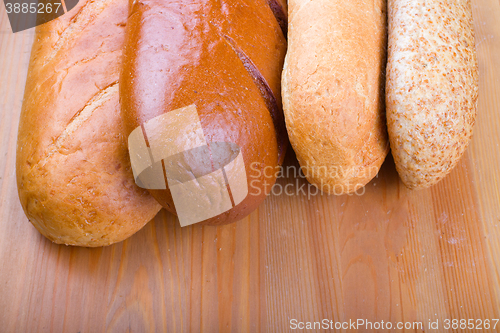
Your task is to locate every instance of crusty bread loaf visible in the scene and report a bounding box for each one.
[120,0,287,225]
[282,0,389,194]
[386,0,479,189]
[16,0,161,246]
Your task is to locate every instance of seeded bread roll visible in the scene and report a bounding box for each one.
[282,0,389,194]
[386,0,479,189]
[16,0,161,247]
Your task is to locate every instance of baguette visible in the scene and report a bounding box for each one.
[120,0,287,225]
[282,0,389,194]
[16,0,161,246]
[386,0,479,189]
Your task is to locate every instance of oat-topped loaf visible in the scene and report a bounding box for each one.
[386,0,479,189]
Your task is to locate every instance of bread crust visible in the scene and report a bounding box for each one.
[386,0,479,189]
[16,0,161,247]
[120,0,287,225]
[282,0,389,194]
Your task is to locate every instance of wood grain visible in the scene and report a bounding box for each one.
[1,1,499,332]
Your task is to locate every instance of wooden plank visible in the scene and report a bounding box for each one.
[470,0,500,308]
[1,0,499,332]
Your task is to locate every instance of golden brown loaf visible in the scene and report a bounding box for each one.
[16,0,161,247]
[282,0,389,194]
[386,0,478,189]
[120,0,287,225]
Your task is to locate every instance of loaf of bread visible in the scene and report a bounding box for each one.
[386,0,478,189]
[16,0,161,246]
[282,0,389,194]
[120,0,287,225]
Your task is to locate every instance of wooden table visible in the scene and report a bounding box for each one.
[1,1,499,332]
